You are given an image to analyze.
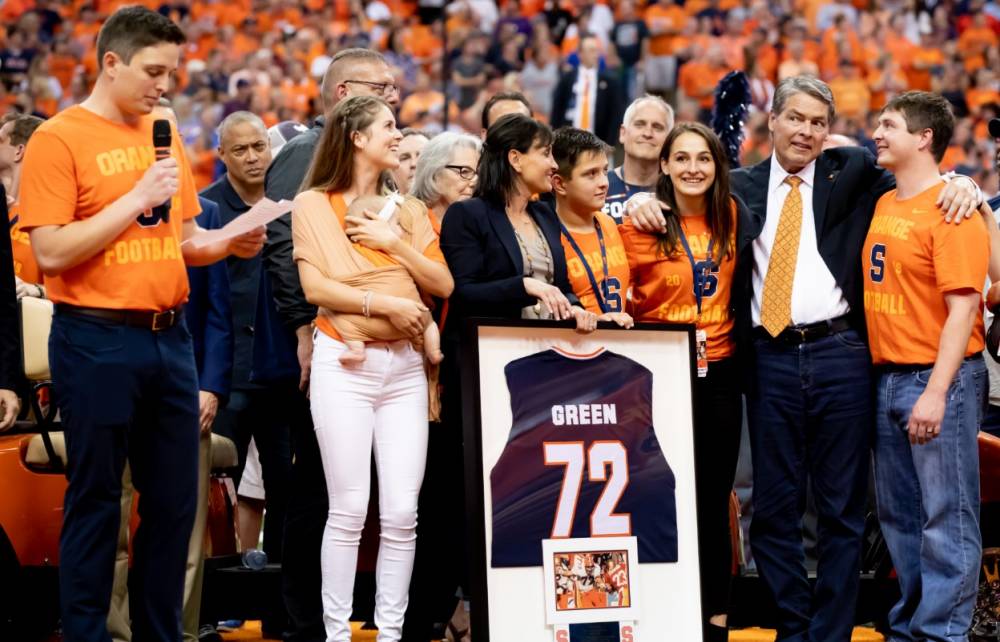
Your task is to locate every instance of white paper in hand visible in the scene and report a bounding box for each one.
[183,198,293,249]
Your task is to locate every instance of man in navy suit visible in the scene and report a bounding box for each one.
[182,195,233,642]
[628,75,983,642]
[550,33,623,148]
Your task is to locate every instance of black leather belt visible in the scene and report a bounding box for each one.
[754,314,853,345]
[877,353,983,374]
[56,303,184,331]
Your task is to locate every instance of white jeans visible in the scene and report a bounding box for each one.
[310,333,429,642]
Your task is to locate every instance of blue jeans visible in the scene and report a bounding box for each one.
[874,356,986,642]
[51,312,199,642]
[748,328,873,642]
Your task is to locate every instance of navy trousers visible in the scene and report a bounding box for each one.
[748,328,872,642]
[51,313,199,642]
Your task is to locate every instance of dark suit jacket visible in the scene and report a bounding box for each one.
[263,116,323,334]
[0,186,19,392]
[201,176,262,389]
[550,69,623,147]
[730,147,895,352]
[439,197,580,346]
[185,197,234,399]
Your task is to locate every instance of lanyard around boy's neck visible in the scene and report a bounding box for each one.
[677,222,714,317]
[559,218,611,314]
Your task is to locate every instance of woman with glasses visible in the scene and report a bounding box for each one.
[404,131,482,641]
[291,96,453,642]
[410,132,483,232]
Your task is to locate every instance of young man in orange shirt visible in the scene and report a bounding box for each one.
[863,91,990,642]
[551,127,633,328]
[17,8,264,642]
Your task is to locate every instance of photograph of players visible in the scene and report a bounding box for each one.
[542,536,641,627]
[552,550,632,612]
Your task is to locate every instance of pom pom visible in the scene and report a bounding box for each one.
[710,71,752,169]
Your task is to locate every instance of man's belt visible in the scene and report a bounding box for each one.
[55,303,184,331]
[754,314,853,345]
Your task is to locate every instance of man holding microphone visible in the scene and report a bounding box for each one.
[18,7,265,642]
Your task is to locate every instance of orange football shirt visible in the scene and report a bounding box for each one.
[620,203,737,361]
[559,212,631,315]
[19,105,201,312]
[863,181,988,366]
[8,202,42,285]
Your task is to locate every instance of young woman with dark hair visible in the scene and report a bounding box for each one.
[291,95,453,642]
[619,121,743,642]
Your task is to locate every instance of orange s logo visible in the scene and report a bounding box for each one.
[555,630,570,642]
[620,624,634,642]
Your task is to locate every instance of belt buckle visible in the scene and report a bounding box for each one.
[794,326,808,343]
[152,309,174,331]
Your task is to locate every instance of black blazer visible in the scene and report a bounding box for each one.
[439,197,579,345]
[550,69,623,147]
[0,185,19,392]
[730,147,895,351]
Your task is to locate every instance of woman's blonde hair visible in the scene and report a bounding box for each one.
[300,95,396,195]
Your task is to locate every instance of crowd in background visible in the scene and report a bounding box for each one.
[1,0,998,197]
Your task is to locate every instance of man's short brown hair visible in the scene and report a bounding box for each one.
[96,6,186,70]
[881,91,955,163]
[3,114,44,146]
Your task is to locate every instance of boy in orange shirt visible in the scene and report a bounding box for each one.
[863,91,989,642]
[550,127,633,327]
[17,8,265,641]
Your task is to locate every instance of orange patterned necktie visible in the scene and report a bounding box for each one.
[760,175,804,337]
[580,75,591,131]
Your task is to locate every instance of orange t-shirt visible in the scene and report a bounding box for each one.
[906,47,944,92]
[645,4,687,56]
[559,213,631,315]
[19,106,201,312]
[8,202,42,285]
[863,182,988,366]
[314,192,446,341]
[828,76,871,120]
[679,62,728,110]
[620,206,738,361]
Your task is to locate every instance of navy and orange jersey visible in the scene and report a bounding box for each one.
[560,212,631,314]
[490,348,678,568]
[601,167,652,224]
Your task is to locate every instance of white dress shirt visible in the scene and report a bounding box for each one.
[751,155,851,327]
[571,66,599,132]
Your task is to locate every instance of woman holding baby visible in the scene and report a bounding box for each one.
[291,95,453,642]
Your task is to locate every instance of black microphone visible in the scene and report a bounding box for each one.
[152,119,171,223]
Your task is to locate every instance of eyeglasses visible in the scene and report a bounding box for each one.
[445,165,478,181]
[343,79,400,97]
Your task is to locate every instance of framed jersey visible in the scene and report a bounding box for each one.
[461,319,703,642]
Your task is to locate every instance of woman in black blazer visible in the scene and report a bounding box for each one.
[440,114,596,338]
[434,116,597,639]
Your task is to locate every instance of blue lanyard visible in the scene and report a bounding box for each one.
[560,219,611,314]
[677,225,714,316]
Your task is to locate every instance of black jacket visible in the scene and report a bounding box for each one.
[439,197,579,346]
[262,117,323,333]
[0,186,19,392]
[200,176,259,388]
[730,147,895,351]
[550,69,623,147]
